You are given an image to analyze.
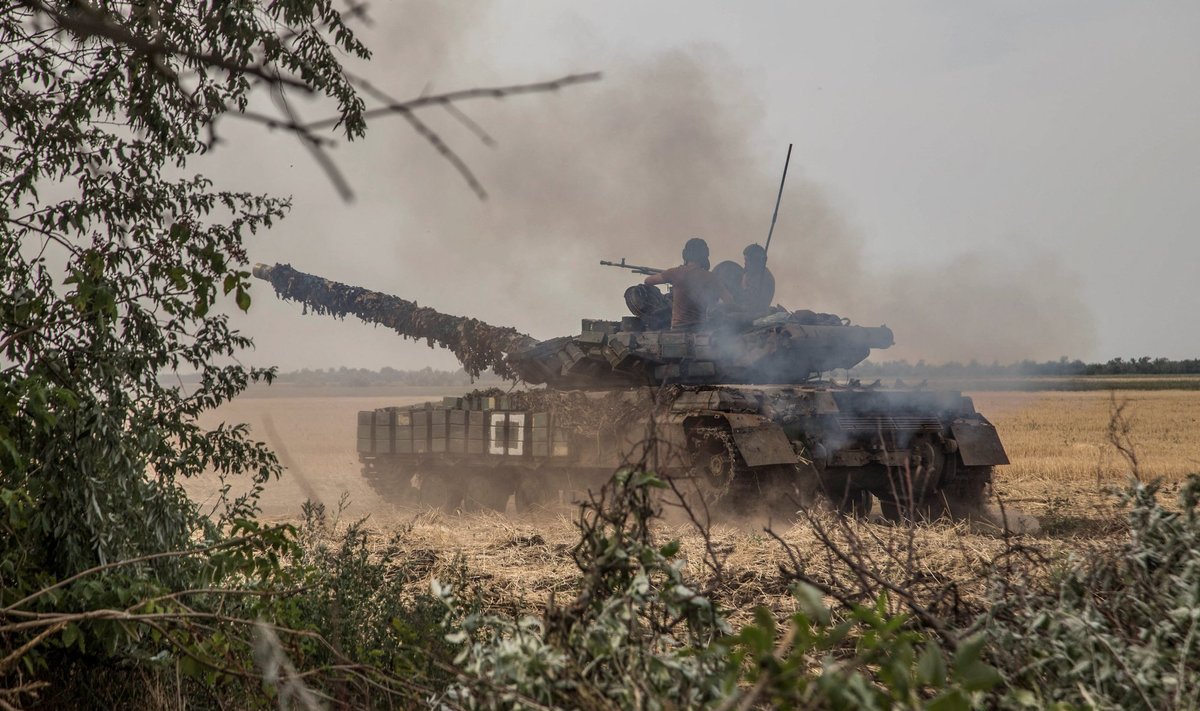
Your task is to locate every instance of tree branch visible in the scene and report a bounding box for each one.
[2,533,281,613]
[20,0,313,90]
[305,72,602,131]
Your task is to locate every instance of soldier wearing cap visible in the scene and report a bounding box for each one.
[643,238,731,329]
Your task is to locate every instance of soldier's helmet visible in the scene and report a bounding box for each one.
[743,243,767,265]
[682,237,711,269]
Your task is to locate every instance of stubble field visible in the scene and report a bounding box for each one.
[191,384,1200,624]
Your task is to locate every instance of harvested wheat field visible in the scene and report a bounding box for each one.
[191,386,1200,624]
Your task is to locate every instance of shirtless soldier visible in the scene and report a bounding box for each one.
[643,238,732,329]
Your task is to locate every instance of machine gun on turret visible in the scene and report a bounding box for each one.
[599,258,663,276]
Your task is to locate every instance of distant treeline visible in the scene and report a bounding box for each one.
[273,366,503,387]
[172,358,1200,388]
[273,358,1200,386]
[852,356,1200,378]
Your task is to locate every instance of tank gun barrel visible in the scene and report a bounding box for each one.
[252,263,538,380]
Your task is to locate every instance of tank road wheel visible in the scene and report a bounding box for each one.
[878,498,915,522]
[465,468,516,513]
[878,436,951,522]
[414,467,466,512]
[831,486,873,518]
[938,466,993,519]
[514,469,557,514]
[683,429,741,516]
[360,458,416,507]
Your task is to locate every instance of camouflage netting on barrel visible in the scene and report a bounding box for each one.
[253,263,538,380]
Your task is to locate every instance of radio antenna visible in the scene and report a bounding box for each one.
[763,143,793,255]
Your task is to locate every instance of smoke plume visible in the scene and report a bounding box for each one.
[232,2,1098,368]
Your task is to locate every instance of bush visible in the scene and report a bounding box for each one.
[987,476,1200,709]
[433,469,1001,710]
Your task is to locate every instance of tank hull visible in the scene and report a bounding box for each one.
[357,383,1007,518]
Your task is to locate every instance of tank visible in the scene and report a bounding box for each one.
[252,262,1008,519]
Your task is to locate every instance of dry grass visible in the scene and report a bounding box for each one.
[365,505,1105,629]
[980,390,1199,482]
[194,387,1200,623]
[976,390,1200,532]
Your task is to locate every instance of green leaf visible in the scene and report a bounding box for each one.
[179,655,202,678]
[792,583,831,625]
[953,632,987,668]
[954,634,1002,693]
[235,286,251,312]
[958,661,1002,693]
[61,623,79,649]
[927,689,971,711]
[917,643,947,686]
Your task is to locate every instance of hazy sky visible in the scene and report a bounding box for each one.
[205,1,1200,371]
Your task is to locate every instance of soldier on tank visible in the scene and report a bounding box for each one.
[738,243,776,315]
[643,237,732,330]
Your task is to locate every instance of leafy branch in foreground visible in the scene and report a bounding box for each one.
[0,1,594,706]
[0,498,461,709]
[986,476,1200,710]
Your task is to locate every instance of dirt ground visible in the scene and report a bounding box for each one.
[189,387,1200,623]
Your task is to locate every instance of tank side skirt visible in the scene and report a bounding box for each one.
[357,385,1005,517]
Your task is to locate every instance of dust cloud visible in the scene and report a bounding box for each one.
[231,1,1097,368]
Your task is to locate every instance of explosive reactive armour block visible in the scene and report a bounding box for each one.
[532,414,548,456]
[395,419,413,451]
[661,343,689,359]
[553,428,570,457]
[654,364,681,380]
[581,318,618,334]
[372,409,393,453]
